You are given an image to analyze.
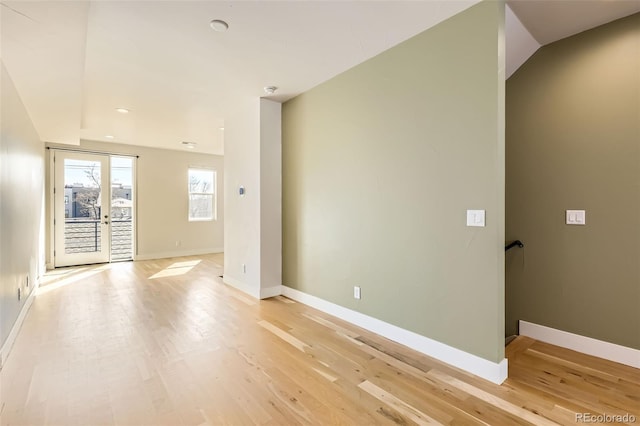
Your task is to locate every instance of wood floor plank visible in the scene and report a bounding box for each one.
[258,320,309,352]
[358,380,441,425]
[2,253,639,426]
[426,369,560,426]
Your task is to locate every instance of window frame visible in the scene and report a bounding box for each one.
[188,168,216,222]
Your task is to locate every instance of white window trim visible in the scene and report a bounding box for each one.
[188,168,216,222]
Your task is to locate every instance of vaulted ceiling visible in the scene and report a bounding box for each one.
[2,1,639,155]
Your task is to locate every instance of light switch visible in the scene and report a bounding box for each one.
[566,210,586,225]
[466,210,486,227]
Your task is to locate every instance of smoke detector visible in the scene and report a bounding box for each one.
[263,86,278,95]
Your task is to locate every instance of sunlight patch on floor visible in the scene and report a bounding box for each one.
[38,264,111,295]
[149,259,201,279]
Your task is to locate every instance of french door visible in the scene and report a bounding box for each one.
[53,150,135,267]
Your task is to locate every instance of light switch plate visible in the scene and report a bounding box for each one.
[566,210,586,225]
[466,210,486,227]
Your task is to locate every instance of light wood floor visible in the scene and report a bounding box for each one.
[1,254,639,425]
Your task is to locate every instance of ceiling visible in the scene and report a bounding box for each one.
[508,0,640,46]
[2,1,639,156]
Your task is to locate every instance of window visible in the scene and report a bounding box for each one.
[188,168,215,221]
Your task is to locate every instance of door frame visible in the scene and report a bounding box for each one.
[48,148,137,268]
[53,151,110,267]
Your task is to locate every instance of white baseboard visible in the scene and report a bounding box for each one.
[223,275,261,299]
[0,281,39,370]
[260,285,283,299]
[135,247,223,261]
[519,320,640,369]
[282,286,508,384]
[222,277,283,301]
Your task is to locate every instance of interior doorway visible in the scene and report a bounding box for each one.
[52,150,135,267]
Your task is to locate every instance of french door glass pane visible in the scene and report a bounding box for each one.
[64,159,102,254]
[111,157,134,261]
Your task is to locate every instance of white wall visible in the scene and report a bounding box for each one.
[0,62,45,354]
[259,99,282,297]
[224,99,261,294]
[45,140,224,264]
[224,98,282,298]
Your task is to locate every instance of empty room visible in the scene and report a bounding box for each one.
[1,1,639,425]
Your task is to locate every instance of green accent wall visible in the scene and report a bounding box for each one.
[506,13,640,349]
[283,2,505,363]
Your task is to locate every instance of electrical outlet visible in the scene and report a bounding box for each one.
[353,286,361,300]
[175,240,181,247]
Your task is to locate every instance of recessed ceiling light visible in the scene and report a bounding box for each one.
[182,141,197,148]
[264,86,277,95]
[105,135,115,139]
[116,108,130,114]
[210,19,229,32]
